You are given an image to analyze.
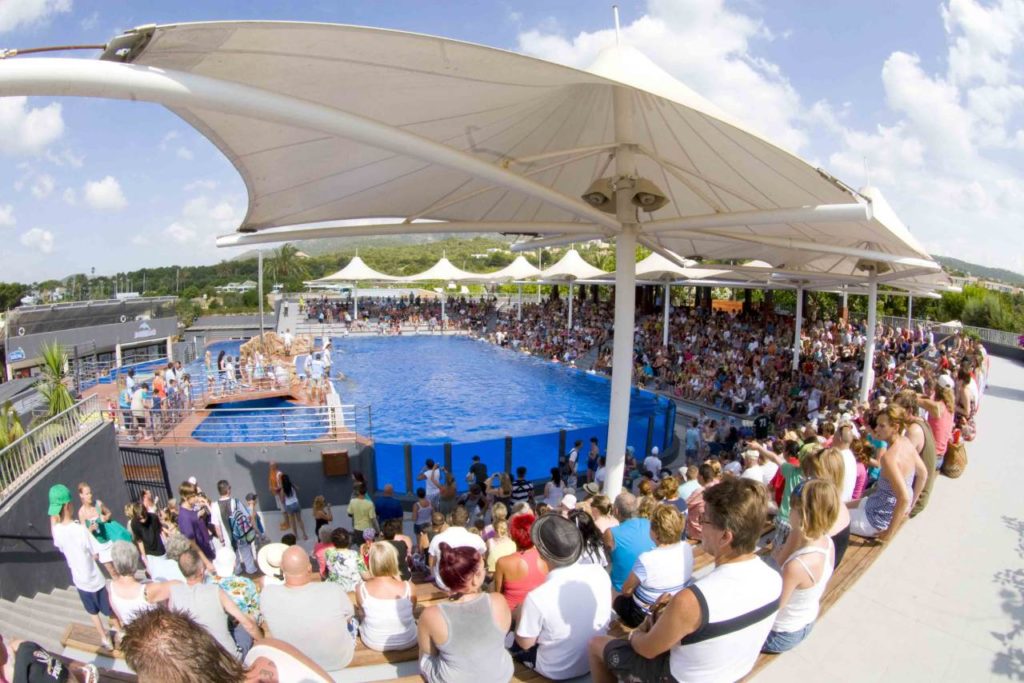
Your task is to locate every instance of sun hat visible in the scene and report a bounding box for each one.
[47,484,71,516]
[937,374,955,389]
[560,494,578,511]
[650,446,660,456]
[530,514,583,569]
[582,482,601,497]
[257,543,289,579]
[743,449,760,461]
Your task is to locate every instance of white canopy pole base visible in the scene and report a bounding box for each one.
[859,278,878,403]
[662,282,670,348]
[792,285,803,371]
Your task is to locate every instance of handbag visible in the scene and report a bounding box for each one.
[941,441,968,479]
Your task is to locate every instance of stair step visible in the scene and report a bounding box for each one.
[0,604,66,652]
[8,598,92,631]
[34,588,90,612]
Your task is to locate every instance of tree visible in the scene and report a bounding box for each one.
[0,401,25,448]
[268,244,309,287]
[35,342,75,417]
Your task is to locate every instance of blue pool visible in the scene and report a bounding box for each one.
[328,336,675,493]
[191,397,329,443]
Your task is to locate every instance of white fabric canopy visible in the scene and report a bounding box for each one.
[484,255,541,282]
[403,257,482,282]
[539,248,607,281]
[311,255,398,282]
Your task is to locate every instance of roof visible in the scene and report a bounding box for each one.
[187,314,265,330]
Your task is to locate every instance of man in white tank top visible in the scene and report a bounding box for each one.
[588,478,782,683]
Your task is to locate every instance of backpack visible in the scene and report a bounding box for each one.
[230,500,256,544]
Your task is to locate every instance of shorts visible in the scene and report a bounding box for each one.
[284,501,301,514]
[77,585,112,617]
[762,622,813,653]
[133,413,146,427]
[613,594,649,628]
[849,501,883,538]
[603,639,676,683]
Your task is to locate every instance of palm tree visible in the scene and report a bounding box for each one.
[269,243,310,284]
[0,401,25,448]
[35,342,75,417]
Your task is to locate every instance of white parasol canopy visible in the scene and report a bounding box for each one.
[402,257,482,282]
[539,249,607,281]
[312,255,398,283]
[0,20,943,498]
[484,255,542,282]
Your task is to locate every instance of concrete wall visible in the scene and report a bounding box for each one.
[986,342,1024,363]
[0,424,132,601]
[160,441,375,514]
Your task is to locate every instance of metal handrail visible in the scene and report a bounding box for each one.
[0,395,104,501]
[875,314,1021,347]
[108,402,364,445]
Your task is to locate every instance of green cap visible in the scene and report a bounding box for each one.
[47,484,71,516]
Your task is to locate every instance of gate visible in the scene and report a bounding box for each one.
[120,446,172,505]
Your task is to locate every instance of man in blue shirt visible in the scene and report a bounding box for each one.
[373,484,404,524]
[684,419,701,465]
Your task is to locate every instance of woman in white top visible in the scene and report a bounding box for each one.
[355,542,418,651]
[108,541,178,627]
[613,504,693,627]
[543,468,565,509]
[763,479,838,652]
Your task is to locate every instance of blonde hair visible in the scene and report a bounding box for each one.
[656,476,678,500]
[791,479,840,540]
[589,494,612,517]
[808,447,845,492]
[313,495,327,512]
[638,479,655,497]
[650,504,685,544]
[637,495,657,520]
[368,541,400,579]
[491,502,508,524]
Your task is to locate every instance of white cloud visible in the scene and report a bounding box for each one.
[83,176,127,210]
[20,227,54,253]
[184,179,219,192]
[31,173,54,199]
[0,97,64,155]
[0,204,15,227]
[79,10,98,31]
[62,187,77,205]
[159,130,179,151]
[162,195,243,246]
[130,234,150,246]
[0,0,72,33]
[176,146,194,161]
[45,147,84,167]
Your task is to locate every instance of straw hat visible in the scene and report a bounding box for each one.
[257,543,288,579]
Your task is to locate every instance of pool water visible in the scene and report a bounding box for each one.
[328,336,674,493]
[191,397,329,443]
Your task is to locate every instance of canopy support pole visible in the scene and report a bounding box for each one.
[568,281,574,329]
[841,287,849,324]
[353,283,359,322]
[662,282,670,348]
[258,249,265,354]
[792,285,803,371]
[907,294,913,328]
[859,277,878,403]
[441,294,446,333]
[517,284,522,321]
[605,85,637,500]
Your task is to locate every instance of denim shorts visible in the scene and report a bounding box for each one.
[284,501,301,514]
[762,622,813,653]
[77,585,112,617]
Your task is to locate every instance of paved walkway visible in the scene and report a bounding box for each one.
[759,354,1024,682]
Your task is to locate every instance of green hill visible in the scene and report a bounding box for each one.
[934,256,1024,286]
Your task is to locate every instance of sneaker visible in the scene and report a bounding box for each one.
[100,636,114,651]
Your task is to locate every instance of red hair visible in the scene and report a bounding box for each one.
[509,513,536,551]
[438,543,481,595]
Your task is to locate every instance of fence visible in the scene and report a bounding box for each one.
[876,315,1021,348]
[0,395,104,502]
[106,402,365,446]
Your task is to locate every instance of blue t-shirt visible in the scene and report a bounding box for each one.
[373,496,404,522]
[685,427,701,451]
[609,518,655,591]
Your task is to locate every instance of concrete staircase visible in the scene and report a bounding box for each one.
[0,585,93,652]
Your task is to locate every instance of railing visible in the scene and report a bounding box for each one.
[106,402,366,446]
[0,395,104,502]
[876,315,1021,347]
[292,320,477,336]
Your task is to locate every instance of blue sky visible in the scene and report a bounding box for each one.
[1,0,1022,282]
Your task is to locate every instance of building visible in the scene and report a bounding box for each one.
[2,297,178,381]
[215,280,258,293]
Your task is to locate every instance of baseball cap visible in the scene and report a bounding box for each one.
[937,374,955,389]
[650,446,660,456]
[47,484,71,516]
[560,494,578,511]
[186,476,198,486]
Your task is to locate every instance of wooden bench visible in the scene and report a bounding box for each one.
[62,622,125,659]
[383,661,552,683]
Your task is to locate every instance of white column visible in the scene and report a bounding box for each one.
[841,287,849,324]
[662,282,670,348]
[353,284,359,321]
[907,294,913,328]
[517,283,522,321]
[859,278,878,403]
[115,343,122,369]
[605,84,637,500]
[441,294,446,332]
[568,281,574,329]
[258,249,265,350]
[792,285,803,371]
[166,337,173,363]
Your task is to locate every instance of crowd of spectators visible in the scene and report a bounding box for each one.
[19,292,990,682]
[301,293,494,334]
